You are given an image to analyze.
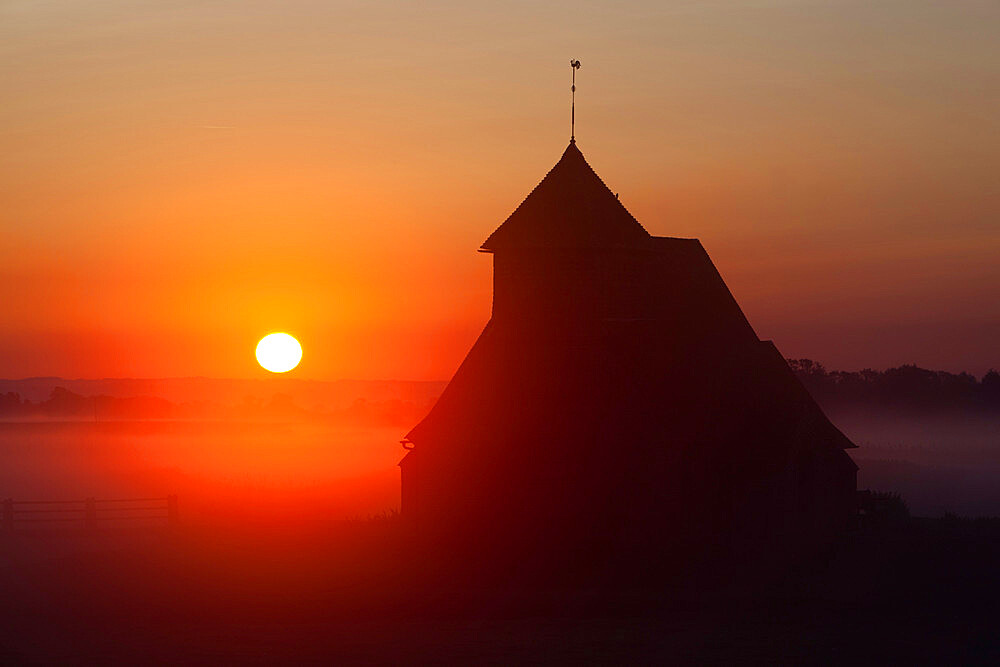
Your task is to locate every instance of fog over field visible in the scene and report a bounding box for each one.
[0,420,404,522]
[1,365,998,520]
[833,409,999,516]
[0,378,445,522]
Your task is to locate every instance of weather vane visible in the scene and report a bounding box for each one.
[570,59,581,142]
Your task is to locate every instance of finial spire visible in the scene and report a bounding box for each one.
[570,59,581,143]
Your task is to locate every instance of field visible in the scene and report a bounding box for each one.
[2,516,1000,663]
[1,400,998,662]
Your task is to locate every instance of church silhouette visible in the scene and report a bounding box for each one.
[400,139,857,571]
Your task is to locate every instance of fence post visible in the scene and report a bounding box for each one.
[85,497,97,530]
[2,499,12,531]
[167,494,179,528]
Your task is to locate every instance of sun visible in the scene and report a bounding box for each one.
[256,333,302,373]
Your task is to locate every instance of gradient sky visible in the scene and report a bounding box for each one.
[2,0,998,379]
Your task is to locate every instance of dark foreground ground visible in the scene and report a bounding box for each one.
[2,517,1000,665]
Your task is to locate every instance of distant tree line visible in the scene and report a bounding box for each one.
[1,387,190,420]
[788,360,1000,411]
[0,386,431,425]
[2,364,998,419]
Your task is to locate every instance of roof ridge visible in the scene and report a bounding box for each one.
[565,143,642,227]
[480,142,649,251]
[500,142,583,226]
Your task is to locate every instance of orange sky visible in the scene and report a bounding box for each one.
[2,1,998,379]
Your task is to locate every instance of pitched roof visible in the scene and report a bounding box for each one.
[480,141,651,252]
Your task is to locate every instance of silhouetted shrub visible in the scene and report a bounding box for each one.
[858,490,910,531]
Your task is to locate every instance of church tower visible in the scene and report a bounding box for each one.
[400,139,857,569]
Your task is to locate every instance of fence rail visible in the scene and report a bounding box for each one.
[2,495,178,530]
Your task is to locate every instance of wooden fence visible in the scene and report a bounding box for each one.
[2,495,178,530]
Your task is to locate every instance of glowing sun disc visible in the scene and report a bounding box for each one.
[256,333,302,373]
